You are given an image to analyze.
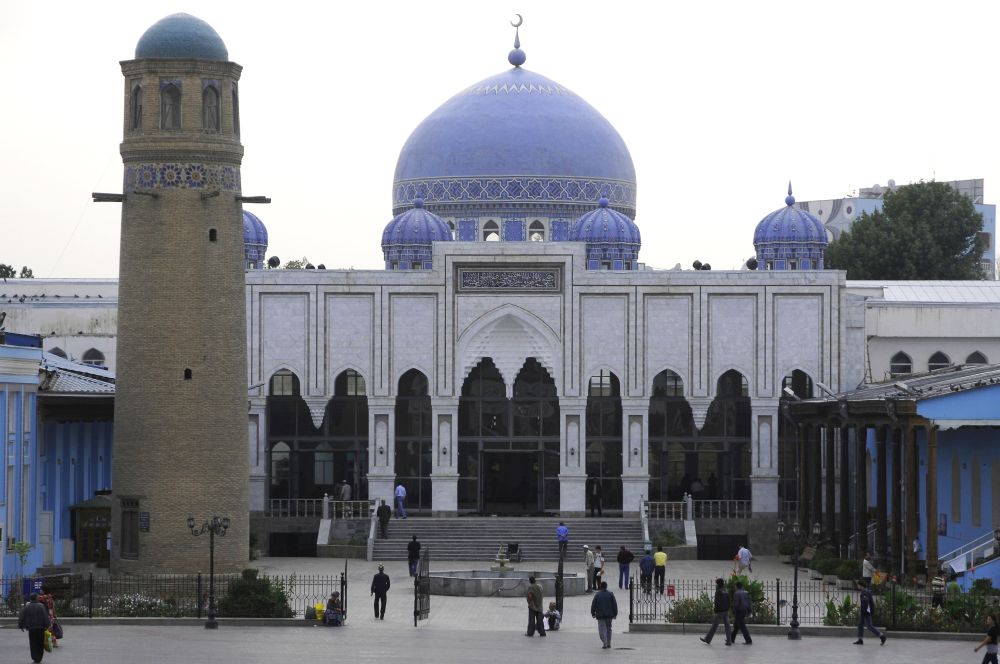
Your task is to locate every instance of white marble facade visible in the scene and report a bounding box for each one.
[246,241,852,516]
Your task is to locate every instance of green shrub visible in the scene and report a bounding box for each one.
[814,557,841,575]
[836,559,862,580]
[777,540,804,556]
[653,529,686,548]
[823,595,856,626]
[971,579,998,595]
[667,593,713,623]
[219,569,294,618]
[94,593,186,617]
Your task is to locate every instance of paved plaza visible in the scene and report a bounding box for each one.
[0,556,979,663]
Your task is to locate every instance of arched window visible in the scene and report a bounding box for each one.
[648,369,693,501]
[928,351,951,371]
[232,83,240,136]
[586,370,622,511]
[396,369,431,510]
[202,85,220,130]
[269,369,300,396]
[482,220,500,242]
[781,370,814,400]
[966,351,988,365]
[889,352,912,376]
[716,369,749,398]
[160,83,181,130]
[269,441,291,499]
[82,348,105,367]
[447,220,456,240]
[529,220,545,242]
[652,369,683,397]
[130,84,143,130]
[588,370,618,397]
[48,347,67,359]
[335,369,366,396]
[209,228,217,242]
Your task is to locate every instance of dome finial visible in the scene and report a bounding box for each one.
[785,181,795,207]
[508,14,526,67]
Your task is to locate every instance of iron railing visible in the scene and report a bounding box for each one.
[265,499,371,518]
[646,501,687,520]
[691,500,751,519]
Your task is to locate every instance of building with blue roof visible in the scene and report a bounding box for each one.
[753,184,828,270]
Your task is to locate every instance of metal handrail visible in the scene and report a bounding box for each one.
[940,529,1000,569]
[691,499,752,519]
[266,499,370,518]
[645,501,686,520]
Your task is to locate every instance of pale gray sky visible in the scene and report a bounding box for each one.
[3,0,999,277]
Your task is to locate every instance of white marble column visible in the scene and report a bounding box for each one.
[431,398,460,516]
[621,400,650,515]
[248,397,267,511]
[367,396,396,506]
[559,399,587,516]
[750,399,780,514]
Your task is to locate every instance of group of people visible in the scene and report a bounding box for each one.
[525,574,619,650]
[17,586,61,663]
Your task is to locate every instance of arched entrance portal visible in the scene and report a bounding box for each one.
[458,358,560,514]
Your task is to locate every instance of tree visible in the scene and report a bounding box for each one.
[282,257,309,270]
[0,264,34,278]
[825,181,986,280]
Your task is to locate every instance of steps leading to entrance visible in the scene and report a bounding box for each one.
[371,517,645,562]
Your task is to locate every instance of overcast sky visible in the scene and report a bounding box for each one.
[3,0,999,278]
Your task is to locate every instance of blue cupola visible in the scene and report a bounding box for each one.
[753,183,828,270]
[243,210,268,270]
[381,199,453,270]
[135,14,229,61]
[571,197,642,270]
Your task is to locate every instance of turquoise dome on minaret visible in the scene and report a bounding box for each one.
[135,14,229,61]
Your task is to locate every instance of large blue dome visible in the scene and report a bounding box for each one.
[393,62,636,220]
[243,210,268,269]
[135,14,229,61]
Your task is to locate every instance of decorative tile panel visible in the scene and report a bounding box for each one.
[457,268,561,292]
[394,176,635,212]
[124,163,242,192]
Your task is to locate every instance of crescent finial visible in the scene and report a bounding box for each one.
[511,13,523,28]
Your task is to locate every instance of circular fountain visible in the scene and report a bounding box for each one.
[428,569,586,597]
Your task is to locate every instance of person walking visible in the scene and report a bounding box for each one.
[371,564,390,620]
[862,552,874,587]
[556,522,570,557]
[18,593,51,663]
[525,576,546,637]
[406,535,421,577]
[376,499,392,538]
[653,545,668,594]
[731,580,753,644]
[593,545,605,589]
[638,548,655,596]
[853,580,886,646]
[735,544,753,574]
[700,577,732,646]
[590,580,618,649]
[616,545,634,590]
[974,613,998,664]
[586,475,603,517]
[931,568,947,609]
[394,483,408,519]
[584,545,596,592]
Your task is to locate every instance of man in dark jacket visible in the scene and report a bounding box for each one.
[590,581,618,649]
[700,577,732,645]
[638,549,655,596]
[371,564,390,620]
[616,545,635,590]
[18,593,51,663]
[853,580,886,645]
[407,535,421,577]
[525,576,546,637]
[586,475,603,517]
[376,500,392,538]
[731,580,752,644]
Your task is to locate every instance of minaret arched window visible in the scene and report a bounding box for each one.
[966,351,988,365]
[928,351,951,371]
[130,84,143,130]
[529,220,545,242]
[889,351,912,376]
[160,83,181,130]
[232,83,240,137]
[483,220,500,242]
[202,85,220,131]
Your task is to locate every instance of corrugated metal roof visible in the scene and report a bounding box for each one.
[848,281,1000,304]
[809,363,1000,402]
[38,352,115,394]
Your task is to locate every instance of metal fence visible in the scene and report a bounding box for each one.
[265,499,371,518]
[1,572,345,619]
[628,574,1000,632]
[691,500,751,519]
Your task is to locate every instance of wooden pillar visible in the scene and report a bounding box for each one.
[876,425,889,564]
[825,426,836,540]
[891,427,903,576]
[811,425,823,533]
[904,425,919,578]
[839,425,851,557]
[857,425,868,555]
[926,426,939,578]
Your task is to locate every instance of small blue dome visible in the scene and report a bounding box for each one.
[243,210,268,269]
[753,185,828,270]
[381,200,453,270]
[571,197,642,244]
[135,14,229,61]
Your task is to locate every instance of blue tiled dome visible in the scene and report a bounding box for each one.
[392,48,636,222]
[381,199,453,270]
[243,210,268,269]
[571,197,641,270]
[754,185,828,270]
[135,14,229,61]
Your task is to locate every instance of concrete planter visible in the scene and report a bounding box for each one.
[317,544,366,559]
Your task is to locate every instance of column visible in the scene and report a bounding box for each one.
[891,427,903,575]
[750,401,780,514]
[430,397,459,516]
[876,425,888,563]
[839,425,851,557]
[798,424,810,532]
[621,400,650,516]
[904,425,919,577]
[559,399,587,516]
[811,424,823,532]
[825,426,836,540]
[248,397,268,512]
[367,396,396,507]
[925,426,939,578]
[856,425,868,554]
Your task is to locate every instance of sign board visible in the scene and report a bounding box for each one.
[667,584,676,597]
[138,512,151,532]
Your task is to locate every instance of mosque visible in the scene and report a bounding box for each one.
[2,13,999,577]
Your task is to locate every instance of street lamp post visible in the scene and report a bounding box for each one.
[777,520,821,640]
[188,515,231,629]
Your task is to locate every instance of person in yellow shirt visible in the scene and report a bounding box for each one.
[653,545,668,594]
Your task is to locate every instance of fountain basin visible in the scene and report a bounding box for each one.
[428,570,586,597]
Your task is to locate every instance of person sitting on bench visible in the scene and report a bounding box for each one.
[325,591,344,626]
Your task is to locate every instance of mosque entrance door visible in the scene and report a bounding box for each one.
[481,451,541,514]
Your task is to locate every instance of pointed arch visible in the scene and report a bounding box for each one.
[715,368,749,398]
[269,368,301,396]
[160,82,181,130]
[966,350,988,365]
[928,351,951,371]
[650,367,685,397]
[890,351,912,376]
[48,347,67,359]
[780,369,815,400]
[82,348,106,367]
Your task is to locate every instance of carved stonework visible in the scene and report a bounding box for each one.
[458,268,560,292]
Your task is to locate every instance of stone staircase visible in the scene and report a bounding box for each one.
[370,517,645,562]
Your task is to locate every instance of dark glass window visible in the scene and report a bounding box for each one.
[928,351,950,371]
[130,84,142,130]
[202,85,219,130]
[120,498,139,559]
[966,351,988,365]
[82,348,105,367]
[652,369,683,397]
[160,83,180,130]
[270,370,300,396]
[889,352,912,376]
